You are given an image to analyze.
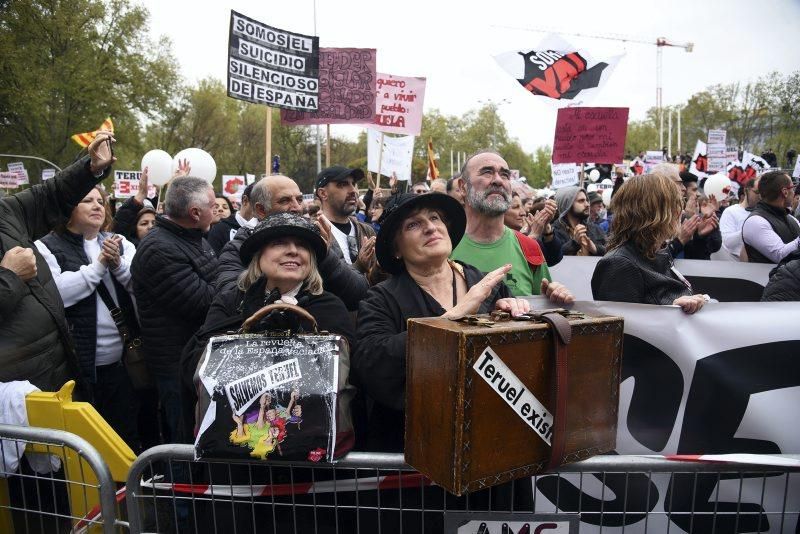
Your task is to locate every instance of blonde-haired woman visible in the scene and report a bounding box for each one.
[200,212,354,341]
[591,173,709,314]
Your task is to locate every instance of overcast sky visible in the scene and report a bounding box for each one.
[142,0,799,156]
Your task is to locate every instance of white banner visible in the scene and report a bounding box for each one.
[367,129,414,181]
[523,294,800,533]
[550,162,579,189]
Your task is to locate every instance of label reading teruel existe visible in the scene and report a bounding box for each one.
[473,347,553,446]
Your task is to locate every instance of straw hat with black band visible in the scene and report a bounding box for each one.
[375,192,466,275]
[239,212,327,265]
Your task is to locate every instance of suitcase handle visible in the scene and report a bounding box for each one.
[241,303,319,333]
[538,311,571,472]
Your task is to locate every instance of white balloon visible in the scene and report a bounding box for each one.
[703,173,732,202]
[588,169,601,182]
[601,178,613,186]
[173,148,217,184]
[587,183,599,193]
[141,150,173,187]
[602,188,613,208]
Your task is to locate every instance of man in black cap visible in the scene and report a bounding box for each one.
[315,166,376,273]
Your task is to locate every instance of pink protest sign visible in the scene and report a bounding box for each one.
[372,73,426,136]
[280,48,376,125]
[552,107,629,164]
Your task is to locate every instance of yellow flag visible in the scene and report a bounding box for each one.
[71,117,114,148]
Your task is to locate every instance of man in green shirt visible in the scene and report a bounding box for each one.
[451,150,573,304]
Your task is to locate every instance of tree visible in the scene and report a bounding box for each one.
[0,0,180,176]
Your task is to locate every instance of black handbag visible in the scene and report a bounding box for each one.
[96,282,153,390]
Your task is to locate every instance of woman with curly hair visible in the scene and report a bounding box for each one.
[591,173,709,314]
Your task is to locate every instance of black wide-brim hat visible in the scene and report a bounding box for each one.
[375,192,466,275]
[240,212,327,265]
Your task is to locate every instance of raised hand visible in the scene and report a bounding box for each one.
[88,131,116,175]
[136,166,150,205]
[173,158,191,179]
[315,214,333,248]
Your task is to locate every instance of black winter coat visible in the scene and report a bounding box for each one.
[0,157,108,392]
[762,255,800,301]
[112,197,145,245]
[215,225,371,311]
[206,213,240,256]
[591,242,692,304]
[131,216,218,377]
[354,262,511,452]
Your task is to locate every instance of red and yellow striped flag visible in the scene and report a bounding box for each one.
[426,138,439,181]
[71,117,114,148]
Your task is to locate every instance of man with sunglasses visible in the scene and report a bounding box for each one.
[742,170,800,264]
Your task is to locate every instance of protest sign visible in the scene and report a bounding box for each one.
[494,33,622,105]
[7,162,28,185]
[222,175,246,203]
[280,48,376,125]
[550,162,579,189]
[643,150,664,173]
[372,73,426,136]
[522,293,800,534]
[195,334,343,463]
[0,172,17,188]
[41,168,56,181]
[552,107,628,164]
[794,157,800,179]
[707,129,727,172]
[113,170,156,199]
[367,129,414,181]
[227,10,319,111]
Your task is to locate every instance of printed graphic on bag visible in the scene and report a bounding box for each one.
[196,334,340,462]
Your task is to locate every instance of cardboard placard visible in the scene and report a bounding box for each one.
[552,107,628,164]
[280,48,376,125]
[227,10,319,111]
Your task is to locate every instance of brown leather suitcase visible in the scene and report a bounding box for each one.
[405,309,624,496]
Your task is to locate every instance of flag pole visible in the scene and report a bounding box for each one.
[266,107,273,175]
[325,124,331,167]
[376,132,385,190]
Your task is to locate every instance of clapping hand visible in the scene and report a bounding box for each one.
[355,236,376,273]
[443,264,511,320]
[541,279,574,305]
[315,214,333,248]
[99,235,123,270]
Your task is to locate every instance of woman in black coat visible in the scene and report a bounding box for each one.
[591,173,710,313]
[354,193,537,453]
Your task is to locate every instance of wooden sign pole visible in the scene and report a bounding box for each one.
[266,107,273,175]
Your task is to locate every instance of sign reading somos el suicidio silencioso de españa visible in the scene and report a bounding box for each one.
[227,10,320,112]
[552,107,629,164]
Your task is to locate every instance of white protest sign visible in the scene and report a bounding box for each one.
[367,129,414,181]
[550,162,579,189]
[113,170,157,198]
[41,168,56,181]
[707,129,727,172]
[473,347,553,445]
[227,10,319,111]
[7,162,28,185]
[794,158,800,179]
[643,150,663,173]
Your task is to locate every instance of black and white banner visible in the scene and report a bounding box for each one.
[550,256,774,302]
[227,10,319,111]
[521,291,800,533]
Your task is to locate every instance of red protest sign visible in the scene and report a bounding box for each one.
[552,107,629,164]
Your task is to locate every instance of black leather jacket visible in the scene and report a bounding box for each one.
[591,242,692,304]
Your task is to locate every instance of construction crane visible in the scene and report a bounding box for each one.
[495,26,694,153]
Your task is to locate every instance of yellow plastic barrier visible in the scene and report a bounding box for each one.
[0,381,136,531]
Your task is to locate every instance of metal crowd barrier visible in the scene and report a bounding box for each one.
[0,423,118,534]
[125,445,800,534]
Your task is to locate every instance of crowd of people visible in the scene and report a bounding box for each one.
[2,131,798,457]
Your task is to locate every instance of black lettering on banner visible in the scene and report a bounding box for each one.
[667,342,800,533]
